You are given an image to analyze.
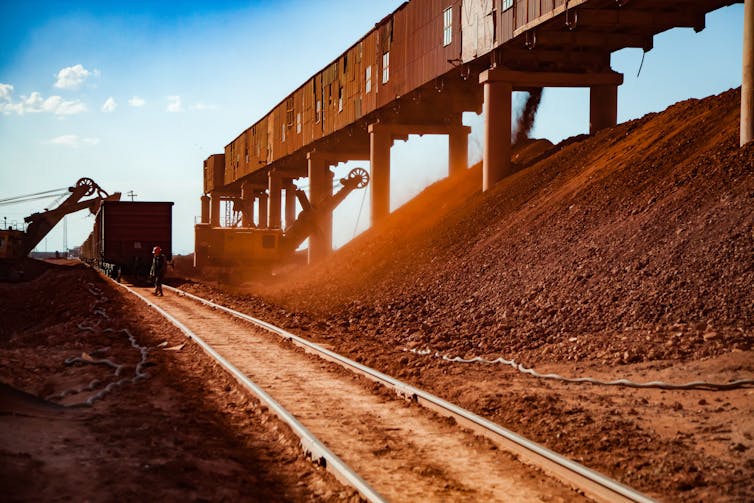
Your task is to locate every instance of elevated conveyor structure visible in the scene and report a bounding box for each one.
[197,0,745,266]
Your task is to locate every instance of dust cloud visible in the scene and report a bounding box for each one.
[513,88,543,145]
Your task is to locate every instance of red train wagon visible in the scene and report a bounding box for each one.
[81,201,173,280]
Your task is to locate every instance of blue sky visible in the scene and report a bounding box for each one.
[0,1,745,254]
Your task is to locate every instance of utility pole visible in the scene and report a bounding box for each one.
[126,190,138,201]
[742,0,753,146]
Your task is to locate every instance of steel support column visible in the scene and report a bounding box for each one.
[743,0,754,146]
[241,182,254,227]
[449,125,470,177]
[200,195,210,224]
[209,193,221,227]
[257,192,268,229]
[482,80,512,191]
[369,123,392,223]
[589,85,618,134]
[284,179,297,230]
[268,171,282,229]
[307,154,333,263]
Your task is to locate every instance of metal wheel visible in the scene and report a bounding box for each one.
[75,177,98,196]
[347,168,370,188]
[75,177,108,198]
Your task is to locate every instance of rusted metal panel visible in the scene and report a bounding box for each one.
[224,133,245,186]
[203,154,225,194]
[462,0,496,62]
[96,201,173,268]
[362,32,378,115]
[403,0,466,99]
[499,1,516,42]
[515,0,527,28]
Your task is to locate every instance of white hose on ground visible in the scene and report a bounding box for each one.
[404,348,754,391]
[50,283,153,406]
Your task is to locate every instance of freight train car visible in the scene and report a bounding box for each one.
[81,201,173,281]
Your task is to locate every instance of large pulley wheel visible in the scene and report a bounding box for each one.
[75,177,107,198]
[347,167,370,188]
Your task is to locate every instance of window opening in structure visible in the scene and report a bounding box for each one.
[316,100,321,124]
[503,0,513,11]
[296,112,302,133]
[382,51,390,84]
[443,7,453,46]
[365,65,372,93]
[338,86,343,112]
[281,123,285,143]
[285,97,294,128]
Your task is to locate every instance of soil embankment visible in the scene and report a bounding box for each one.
[179,87,754,501]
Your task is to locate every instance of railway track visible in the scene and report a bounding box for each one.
[119,281,654,503]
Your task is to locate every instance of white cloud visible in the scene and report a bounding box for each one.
[0,83,13,101]
[189,101,216,111]
[128,96,146,107]
[0,89,87,116]
[54,64,94,90]
[55,100,88,116]
[0,102,24,115]
[48,135,100,148]
[166,95,182,112]
[102,97,117,112]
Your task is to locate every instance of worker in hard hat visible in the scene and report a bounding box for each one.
[150,246,167,296]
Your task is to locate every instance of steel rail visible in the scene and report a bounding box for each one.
[165,284,655,503]
[116,282,387,503]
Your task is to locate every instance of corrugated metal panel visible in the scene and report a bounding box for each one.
[98,201,173,265]
[500,3,515,41]
[362,33,377,114]
[203,154,225,193]
[215,0,578,187]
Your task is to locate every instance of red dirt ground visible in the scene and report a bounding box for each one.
[2,87,752,502]
[0,261,355,502]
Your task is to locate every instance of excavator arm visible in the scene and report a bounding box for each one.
[20,177,121,256]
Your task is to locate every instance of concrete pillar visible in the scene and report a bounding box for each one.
[209,192,221,227]
[200,195,210,224]
[589,85,618,134]
[307,154,333,262]
[482,80,512,191]
[240,182,254,227]
[449,126,470,177]
[369,123,392,222]
[742,0,754,146]
[268,171,282,229]
[284,179,297,230]
[257,192,268,229]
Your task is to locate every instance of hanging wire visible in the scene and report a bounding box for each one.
[0,192,69,207]
[636,50,647,78]
[46,191,70,210]
[353,185,368,238]
[0,187,68,205]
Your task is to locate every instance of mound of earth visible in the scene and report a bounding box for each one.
[257,87,753,366]
[175,87,754,501]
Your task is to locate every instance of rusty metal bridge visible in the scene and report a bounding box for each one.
[198,0,748,266]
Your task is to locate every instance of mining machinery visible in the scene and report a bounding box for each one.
[194,167,370,271]
[0,177,121,259]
